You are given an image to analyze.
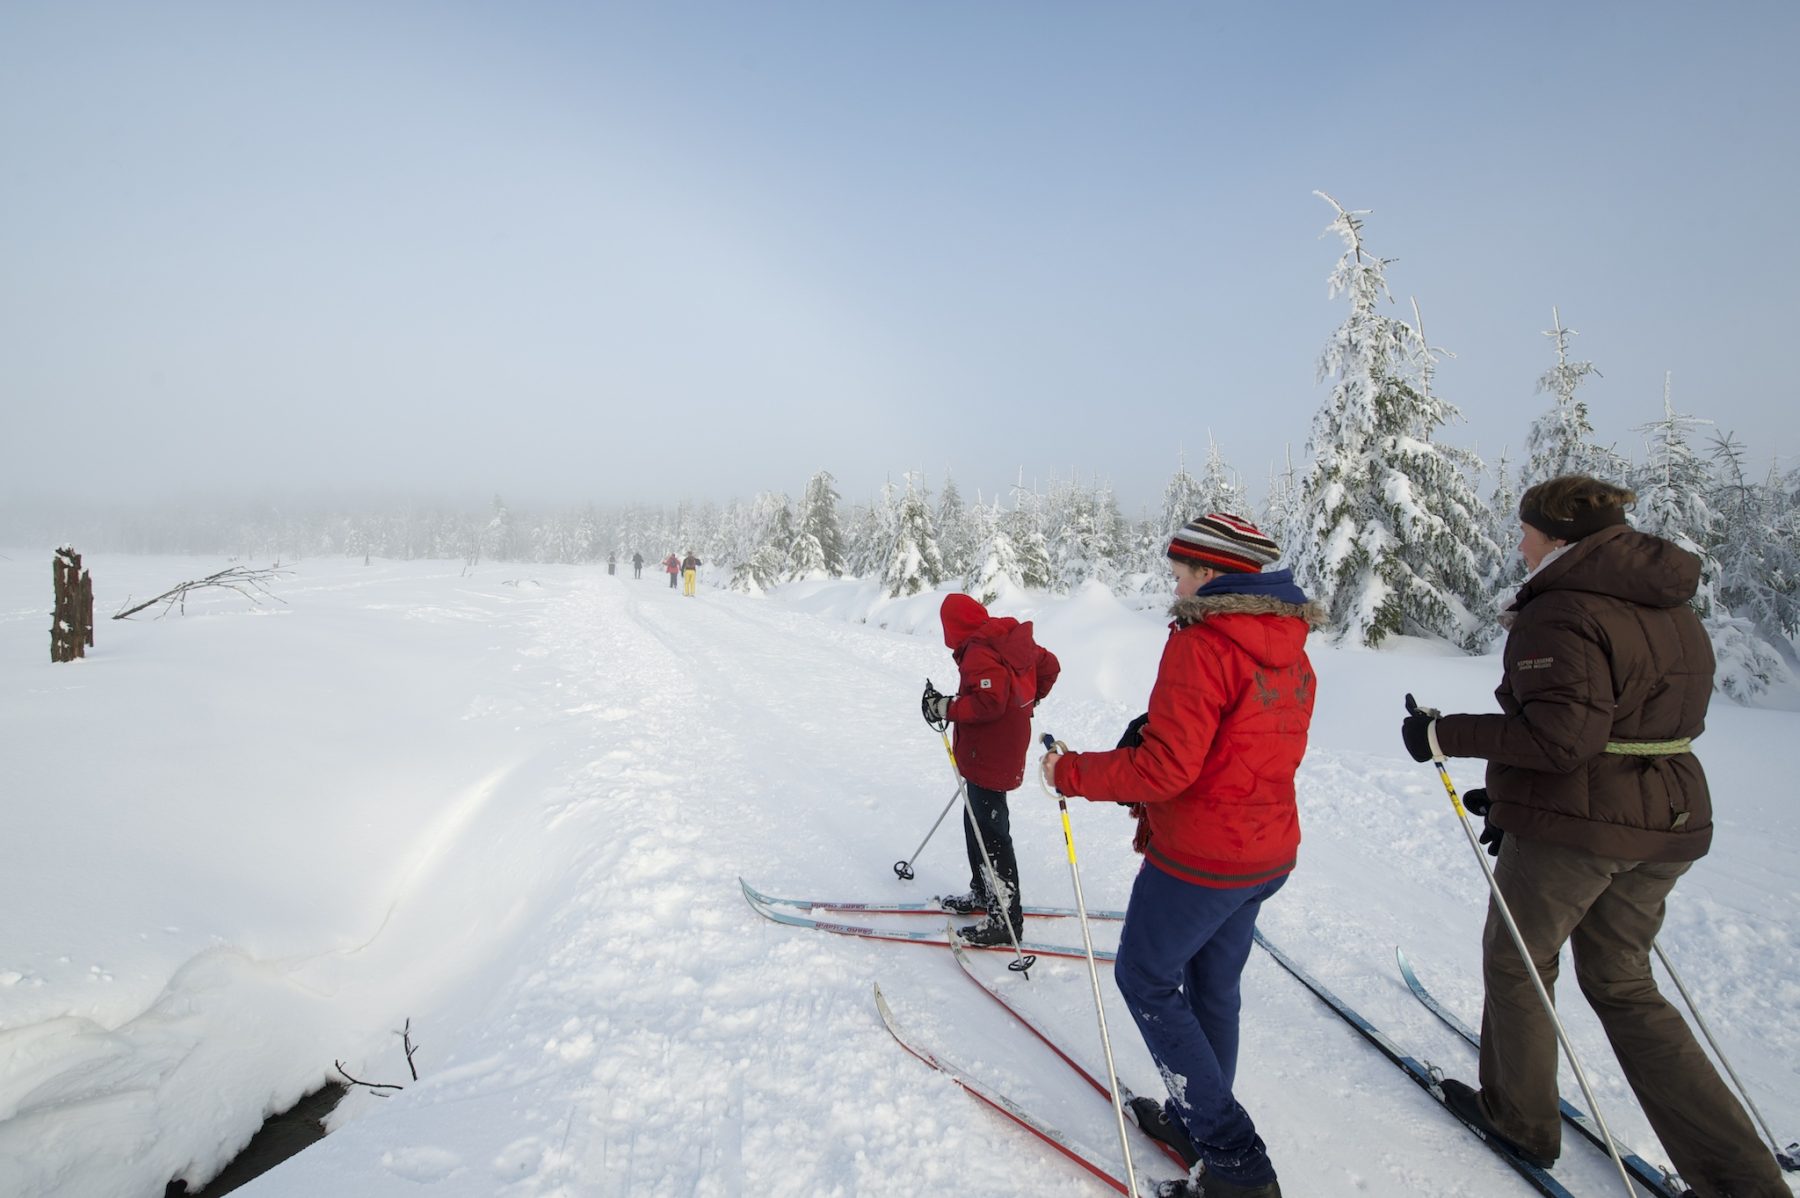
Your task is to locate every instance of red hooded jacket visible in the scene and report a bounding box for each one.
[1052,581,1319,887]
[941,594,1060,792]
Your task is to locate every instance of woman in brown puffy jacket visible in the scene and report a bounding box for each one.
[1401,474,1786,1198]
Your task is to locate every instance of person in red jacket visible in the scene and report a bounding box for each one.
[921,593,1060,947]
[1041,514,1321,1198]
[662,553,681,589]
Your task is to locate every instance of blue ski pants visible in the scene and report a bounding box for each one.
[1114,861,1287,1187]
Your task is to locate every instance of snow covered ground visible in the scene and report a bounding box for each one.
[2,553,1795,1198]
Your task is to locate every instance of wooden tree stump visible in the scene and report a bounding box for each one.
[51,547,94,662]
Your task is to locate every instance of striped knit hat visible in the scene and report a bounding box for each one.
[1167,513,1280,573]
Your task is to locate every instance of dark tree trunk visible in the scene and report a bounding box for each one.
[51,547,93,662]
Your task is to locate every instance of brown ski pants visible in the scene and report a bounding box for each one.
[1475,836,1787,1198]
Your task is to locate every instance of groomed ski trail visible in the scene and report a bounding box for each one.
[224,575,1794,1198]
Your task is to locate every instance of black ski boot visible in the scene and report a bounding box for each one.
[1156,1172,1283,1197]
[1127,1095,1200,1168]
[1439,1078,1556,1169]
[955,916,1021,947]
[939,889,991,916]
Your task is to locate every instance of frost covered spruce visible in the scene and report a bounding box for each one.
[1287,193,1498,650]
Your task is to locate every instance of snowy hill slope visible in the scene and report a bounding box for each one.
[1,556,1794,1197]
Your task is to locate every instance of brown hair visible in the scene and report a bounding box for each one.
[1518,475,1635,542]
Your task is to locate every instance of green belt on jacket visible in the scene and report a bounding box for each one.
[1603,737,1693,757]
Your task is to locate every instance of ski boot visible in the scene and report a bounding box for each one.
[1439,1079,1556,1169]
[1157,1172,1283,1197]
[954,916,1020,947]
[1127,1095,1199,1168]
[939,889,991,916]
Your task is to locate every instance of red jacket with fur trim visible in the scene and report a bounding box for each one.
[1053,586,1319,887]
[945,611,1061,792]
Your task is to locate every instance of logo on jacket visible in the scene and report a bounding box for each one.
[1519,656,1555,670]
[1253,670,1279,708]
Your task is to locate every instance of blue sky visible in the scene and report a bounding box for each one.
[3,1,1795,515]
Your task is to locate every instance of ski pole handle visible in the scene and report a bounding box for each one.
[1404,691,1441,720]
[1039,732,1068,797]
[1039,732,1077,860]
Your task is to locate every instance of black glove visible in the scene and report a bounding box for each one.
[1462,788,1504,857]
[1400,713,1436,762]
[921,680,950,728]
[1116,712,1150,750]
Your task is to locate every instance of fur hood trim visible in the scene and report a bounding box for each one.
[1169,592,1328,629]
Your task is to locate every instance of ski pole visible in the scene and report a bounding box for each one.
[1406,695,1641,1198]
[893,788,961,881]
[933,723,1035,976]
[1652,939,1800,1171]
[1039,732,1139,1198]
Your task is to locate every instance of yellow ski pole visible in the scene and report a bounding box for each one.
[1039,732,1139,1198]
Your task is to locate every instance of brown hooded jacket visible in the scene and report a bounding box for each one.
[1435,524,1715,863]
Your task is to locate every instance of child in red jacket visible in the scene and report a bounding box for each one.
[1042,514,1320,1198]
[922,593,1059,946]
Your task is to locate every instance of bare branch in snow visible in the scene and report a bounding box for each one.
[333,1061,404,1096]
[112,565,293,620]
[333,1018,421,1095]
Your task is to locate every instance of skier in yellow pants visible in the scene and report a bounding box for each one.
[681,551,701,596]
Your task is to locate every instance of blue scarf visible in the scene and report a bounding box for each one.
[1194,567,1310,607]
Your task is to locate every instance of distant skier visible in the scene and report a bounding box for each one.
[681,551,702,597]
[922,593,1060,947]
[663,553,680,589]
[1041,514,1319,1198]
[607,552,616,576]
[632,551,644,579]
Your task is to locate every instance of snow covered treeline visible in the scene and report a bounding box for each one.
[13,442,1800,702]
[13,420,1797,698]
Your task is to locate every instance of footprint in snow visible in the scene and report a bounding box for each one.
[380,1145,466,1182]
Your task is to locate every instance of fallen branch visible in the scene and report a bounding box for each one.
[112,565,292,620]
[334,1061,404,1096]
[334,1018,420,1095]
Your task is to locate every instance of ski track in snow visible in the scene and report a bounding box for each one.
[2,559,1795,1198]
